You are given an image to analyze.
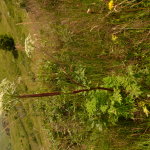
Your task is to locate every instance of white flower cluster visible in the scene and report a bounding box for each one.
[0,78,14,115]
[0,78,15,94]
[0,77,21,115]
[25,34,35,58]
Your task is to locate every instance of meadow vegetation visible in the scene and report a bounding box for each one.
[1,0,150,149]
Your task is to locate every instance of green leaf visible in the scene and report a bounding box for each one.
[143,106,149,117]
[100,105,108,113]
[108,105,116,115]
[86,98,97,117]
[112,88,122,104]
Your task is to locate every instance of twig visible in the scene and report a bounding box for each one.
[112,23,128,34]
[67,142,75,149]
[112,28,150,30]
[90,25,99,32]
[16,22,41,25]
[21,132,41,144]
[17,92,62,98]
[1,118,19,133]
[2,111,18,123]
[58,140,70,150]
[136,30,150,46]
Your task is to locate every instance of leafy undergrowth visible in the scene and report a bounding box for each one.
[34,0,150,149]
[1,0,150,150]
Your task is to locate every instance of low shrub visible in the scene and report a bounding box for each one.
[0,34,15,51]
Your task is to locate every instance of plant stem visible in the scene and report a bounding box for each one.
[34,46,86,88]
[17,87,114,98]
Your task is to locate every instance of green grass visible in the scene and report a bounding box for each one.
[0,115,12,150]
[1,0,150,150]
[0,1,50,150]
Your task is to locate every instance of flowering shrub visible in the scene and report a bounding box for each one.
[0,78,14,115]
[0,78,21,115]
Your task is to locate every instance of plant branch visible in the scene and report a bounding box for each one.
[34,46,86,88]
[17,87,114,98]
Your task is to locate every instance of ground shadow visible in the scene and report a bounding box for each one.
[12,47,19,59]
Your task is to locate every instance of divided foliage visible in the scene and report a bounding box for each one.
[86,72,142,125]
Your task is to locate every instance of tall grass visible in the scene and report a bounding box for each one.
[31,0,150,149]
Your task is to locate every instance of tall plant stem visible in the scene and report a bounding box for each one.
[17,87,113,98]
[34,46,86,88]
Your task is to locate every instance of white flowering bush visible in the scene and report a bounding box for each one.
[0,78,21,115]
[25,34,35,58]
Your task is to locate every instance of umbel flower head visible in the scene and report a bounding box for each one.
[108,0,114,10]
[0,78,20,115]
[0,78,14,115]
[0,78,15,94]
[25,34,35,58]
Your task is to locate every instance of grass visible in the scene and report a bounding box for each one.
[0,115,12,150]
[32,0,150,149]
[0,0,50,150]
[1,0,150,149]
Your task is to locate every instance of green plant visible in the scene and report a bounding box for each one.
[54,24,73,43]
[2,0,150,149]
[0,34,15,51]
[20,2,26,9]
[0,78,20,116]
[86,68,143,126]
